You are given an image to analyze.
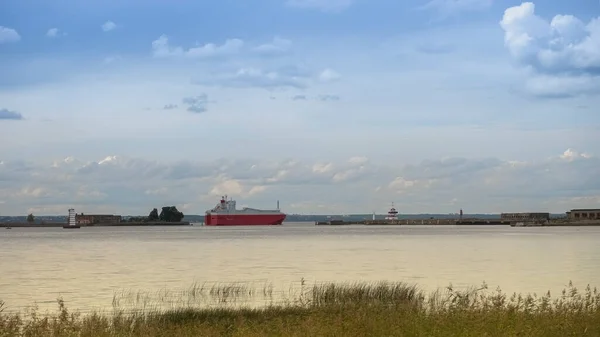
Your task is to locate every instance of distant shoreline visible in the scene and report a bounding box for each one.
[4,220,600,228]
[2,221,191,228]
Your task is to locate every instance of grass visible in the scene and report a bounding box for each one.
[1,280,600,336]
[110,281,274,311]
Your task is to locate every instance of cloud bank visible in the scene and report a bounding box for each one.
[0,149,598,215]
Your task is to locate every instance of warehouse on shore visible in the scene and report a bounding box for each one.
[566,209,600,220]
[75,214,122,225]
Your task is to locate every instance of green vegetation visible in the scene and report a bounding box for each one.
[26,213,34,223]
[148,208,159,221]
[126,206,184,223]
[159,206,184,222]
[1,281,599,336]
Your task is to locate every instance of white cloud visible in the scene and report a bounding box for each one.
[253,37,293,56]
[500,2,600,97]
[210,177,267,198]
[147,34,334,91]
[292,94,308,100]
[46,28,66,38]
[103,55,121,64]
[182,94,209,113]
[151,35,243,58]
[1,150,598,215]
[187,39,244,58]
[559,148,592,162]
[151,35,183,57]
[523,73,600,98]
[16,187,51,198]
[0,26,20,43]
[76,185,107,199]
[145,187,168,195]
[101,21,117,32]
[317,94,340,101]
[193,67,309,89]
[98,155,118,165]
[348,156,368,166]
[312,163,334,173]
[46,28,58,38]
[318,68,341,82]
[286,0,353,12]
[210,178,244,196]
[331,165,367,183]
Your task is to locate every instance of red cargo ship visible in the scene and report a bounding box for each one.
[204,196,286,226]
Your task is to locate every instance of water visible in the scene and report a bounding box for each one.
[1,222,599,313]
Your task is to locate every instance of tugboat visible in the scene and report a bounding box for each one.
[385,203,399,221]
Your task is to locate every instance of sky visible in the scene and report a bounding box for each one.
[1,0,599,216]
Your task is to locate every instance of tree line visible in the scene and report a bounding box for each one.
[127,206,185,223]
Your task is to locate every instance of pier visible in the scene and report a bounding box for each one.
[315,218,600,227]
[315,218,511,226]
[315,207,600,227]
[510,220,600,227]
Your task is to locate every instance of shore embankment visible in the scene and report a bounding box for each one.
[316,218,512,226]
[2,221,191,228]
[511,220,600,227]
[316,218,600,226]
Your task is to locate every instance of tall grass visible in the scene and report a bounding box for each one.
[1,280,599,336]
[110,281,274,311]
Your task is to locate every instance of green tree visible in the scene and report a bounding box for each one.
[26,213,35,223]
[159,206,184,222]
[148,208,159,221]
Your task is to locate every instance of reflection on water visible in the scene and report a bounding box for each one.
[1,223,599,312]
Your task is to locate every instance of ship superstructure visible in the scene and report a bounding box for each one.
[385,203,399,221]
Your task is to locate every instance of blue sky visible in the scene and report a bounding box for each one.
[1,0,599,215]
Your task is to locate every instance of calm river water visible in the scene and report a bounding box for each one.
[1,222,599,313]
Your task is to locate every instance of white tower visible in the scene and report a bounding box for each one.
[68,208,76,227]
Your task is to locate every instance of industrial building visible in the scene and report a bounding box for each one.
[566,209,600,220]
[500,212,550,221]
[75,214,122,225]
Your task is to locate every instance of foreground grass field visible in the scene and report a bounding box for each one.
[1,281,599,336]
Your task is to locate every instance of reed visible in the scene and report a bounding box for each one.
[1,281,599,336]
[306,281,424,307]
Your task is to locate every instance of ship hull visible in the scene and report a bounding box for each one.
[204,213,286,226]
